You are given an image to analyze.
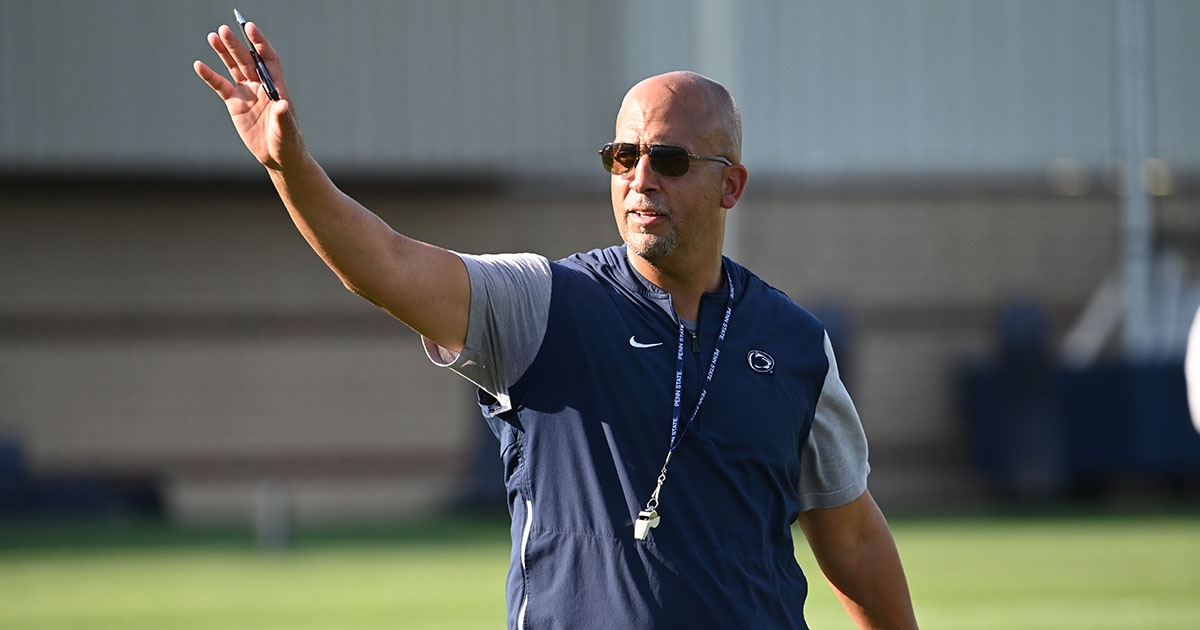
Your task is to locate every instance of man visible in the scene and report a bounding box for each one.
[195,19,918,630]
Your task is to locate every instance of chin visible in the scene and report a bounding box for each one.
[627,234,676,261]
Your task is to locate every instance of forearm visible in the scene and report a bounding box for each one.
[817,521,916,629]
[268,152,394,295]
[798,492,918,630]
[265,153,469,349]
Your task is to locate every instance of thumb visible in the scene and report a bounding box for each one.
[266,99,306,167]
[271,99,294,129]
[270,99,302,145]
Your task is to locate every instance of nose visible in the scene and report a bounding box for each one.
[627,151,661,195]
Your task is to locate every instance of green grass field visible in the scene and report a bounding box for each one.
[2,512,1198,629]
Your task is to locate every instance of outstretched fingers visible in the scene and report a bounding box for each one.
[193,59,236,99]
[245,21,287,96]
[207,28,247,85]
[245,22,279,64]
[216,24,258,86]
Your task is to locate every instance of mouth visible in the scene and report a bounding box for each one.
[626,209,669,230]
[626,203,670,220]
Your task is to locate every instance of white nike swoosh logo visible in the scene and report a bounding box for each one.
[629,336,663,349]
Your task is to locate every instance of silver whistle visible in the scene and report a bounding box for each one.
[633,509,660,540]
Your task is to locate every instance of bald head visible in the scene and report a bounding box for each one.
[617,71,742,163]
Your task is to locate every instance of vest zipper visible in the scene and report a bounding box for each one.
[517,498,533,630]
[690,329,700,354]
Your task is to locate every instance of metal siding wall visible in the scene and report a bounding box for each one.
[248,0,618,175]
[738,0,1118,176]
[0,1,234,170]
[0,1,1194,176]
[0,0,619,175]
[1154,0,1200,167]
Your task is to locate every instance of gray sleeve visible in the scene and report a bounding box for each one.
[796,331,871,510]
[421,252,552,415]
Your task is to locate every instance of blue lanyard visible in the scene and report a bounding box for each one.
[639,269,735,531]
[667,268,735,453]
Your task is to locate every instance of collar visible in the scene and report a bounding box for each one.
[618,245,735,324]
[562,244,751,325]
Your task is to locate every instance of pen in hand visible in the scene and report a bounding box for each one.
[234,8,280,101]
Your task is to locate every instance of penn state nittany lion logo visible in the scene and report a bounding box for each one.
[747,349,775,374]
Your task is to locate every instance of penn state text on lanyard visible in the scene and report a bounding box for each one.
[634,268,734,541]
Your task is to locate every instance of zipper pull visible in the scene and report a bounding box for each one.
[690,330,700,354]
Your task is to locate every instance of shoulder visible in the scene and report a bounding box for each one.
[459,251,552,283]
[549,244,648,301]
[556,244,626,276]
[726,261,831,381]
[732,260,825,334]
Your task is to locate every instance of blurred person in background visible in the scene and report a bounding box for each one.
[1187,307,1200,434]
[195,19,917,630]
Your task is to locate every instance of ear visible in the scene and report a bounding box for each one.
[719,164,749,209]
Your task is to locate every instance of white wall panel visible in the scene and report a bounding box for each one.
[736,0,1121,176]
[0,0,621,176]
[1154,0,1200,169]
[0,1,1196,177]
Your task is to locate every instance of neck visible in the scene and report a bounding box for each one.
[628,248,724,322]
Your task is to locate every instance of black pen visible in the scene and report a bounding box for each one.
[233,8,280,101]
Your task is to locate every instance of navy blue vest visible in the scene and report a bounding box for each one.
[482,245,830,629]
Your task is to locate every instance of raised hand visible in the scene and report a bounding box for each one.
[194,21,301,170]
[192,16,472,352]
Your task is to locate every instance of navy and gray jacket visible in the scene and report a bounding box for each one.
[424,244,869,629]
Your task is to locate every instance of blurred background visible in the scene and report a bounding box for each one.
[2,1,1199,628]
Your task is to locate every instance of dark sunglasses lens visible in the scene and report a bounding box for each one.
[648,145,691,177]
[600,143,639,174]
[611,143,640,174]
[600,144,616,173]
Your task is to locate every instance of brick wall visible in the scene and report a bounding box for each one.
[3,179,1178,522]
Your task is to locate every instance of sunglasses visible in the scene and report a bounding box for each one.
[599,142,734,178]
